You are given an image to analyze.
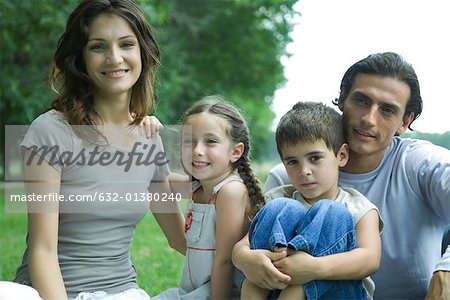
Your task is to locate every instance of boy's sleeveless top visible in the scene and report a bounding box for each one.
[154,174,244,300]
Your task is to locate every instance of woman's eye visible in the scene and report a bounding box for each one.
[88,44,105,51]
[121,41,135,49]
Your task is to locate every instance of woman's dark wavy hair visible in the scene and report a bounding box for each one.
[181,95,265,221]
[49,0,160,128]
[333,52,422,130]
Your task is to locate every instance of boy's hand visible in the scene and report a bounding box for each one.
[273,250,319,285]
[142,115,164,138]
[242,249,291,290]
[426,271,450,300]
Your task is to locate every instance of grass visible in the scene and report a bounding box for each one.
[0,160,278,295]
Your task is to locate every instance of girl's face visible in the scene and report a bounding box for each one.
[181,112,243,185]
[83,13,142,100]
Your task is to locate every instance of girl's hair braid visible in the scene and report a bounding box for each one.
[235,156,265,221]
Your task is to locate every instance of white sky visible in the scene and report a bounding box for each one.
[272,0,450,133]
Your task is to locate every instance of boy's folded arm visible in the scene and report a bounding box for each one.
[275,209,381,283]
[232,233,291,289]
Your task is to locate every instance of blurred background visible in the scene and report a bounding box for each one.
[1,0,450,181]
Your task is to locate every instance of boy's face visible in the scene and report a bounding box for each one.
[280,139,349,204]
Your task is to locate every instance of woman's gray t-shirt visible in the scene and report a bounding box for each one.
[14,110,170,297]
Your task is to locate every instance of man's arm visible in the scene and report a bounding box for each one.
[426,246,450,299]
[414,143,450,296]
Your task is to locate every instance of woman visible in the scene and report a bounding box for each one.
[10,1,185,299]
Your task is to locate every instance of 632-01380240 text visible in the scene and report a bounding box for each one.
[9,192,183,202]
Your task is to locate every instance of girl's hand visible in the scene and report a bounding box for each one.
[142,115,164,138]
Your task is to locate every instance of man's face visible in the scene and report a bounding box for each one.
[340,73,413,163]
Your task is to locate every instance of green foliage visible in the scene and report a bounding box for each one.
[1,0,299,177]
[146,0,298,159]
[403,131,450,150]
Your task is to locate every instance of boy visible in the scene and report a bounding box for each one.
[240,102,382,299]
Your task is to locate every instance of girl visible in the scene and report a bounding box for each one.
[155,96,265,299]
[10,1,185,299]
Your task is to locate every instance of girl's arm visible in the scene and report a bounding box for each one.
[23,150,67,300]
[167,172,191,199]
[210,181,248,300]
[274,209,381,283]
[149,177,186,255]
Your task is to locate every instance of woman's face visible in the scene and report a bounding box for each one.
[83,13,142,99]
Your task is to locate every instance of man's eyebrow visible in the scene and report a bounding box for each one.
[351,91,371,100]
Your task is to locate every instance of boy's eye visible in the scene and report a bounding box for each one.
[206,139,217,144]
[285,159,297,166]
[309,155,322,162]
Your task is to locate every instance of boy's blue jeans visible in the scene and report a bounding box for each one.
[249,198,367,300]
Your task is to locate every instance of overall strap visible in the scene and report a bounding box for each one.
[208,175,243,204]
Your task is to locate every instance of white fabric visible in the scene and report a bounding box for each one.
[0,282,42,300]
[70,288,150,300]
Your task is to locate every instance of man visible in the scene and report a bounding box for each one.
[232,52,450,299]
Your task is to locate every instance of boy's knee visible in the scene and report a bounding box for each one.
[264,197,303,213]
[314,199,351,217]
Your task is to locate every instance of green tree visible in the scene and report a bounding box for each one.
[149,0,298,159]
[1,0,298,177]
[403,131,450,150]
